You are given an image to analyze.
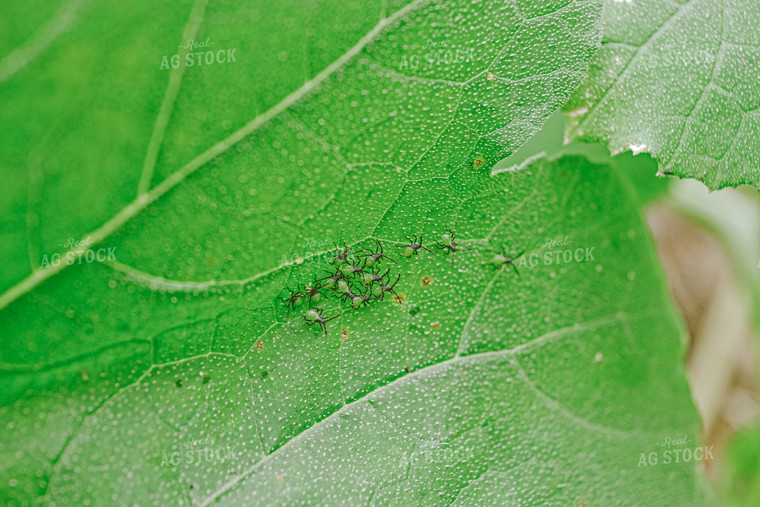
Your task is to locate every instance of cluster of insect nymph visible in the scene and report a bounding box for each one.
[279,231,524,338]
[280,238,402,338]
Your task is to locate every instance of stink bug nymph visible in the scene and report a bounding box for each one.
[303,308,338,338]
[303,281,326,306]
[337,279,352,296]
[360,239,398,266]
[280,287,306,318]
[331,243,352,265]
[340,261,366,277]
[399,235,432,258]
[361,269,386,287]
[435,230,471,268]
[492,247,525,276]
[319,269,346,289]
[343,288,372,310]
[372,272,401,300]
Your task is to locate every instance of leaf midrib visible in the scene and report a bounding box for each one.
[198,312,634,506]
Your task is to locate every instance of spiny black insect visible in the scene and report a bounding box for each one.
[399,235,432,258]
[360,239,398,266]
[303,307,339,338]
[280,287,306,317]
[331,243,353,264]
[435,230,471,268]
[341,286,372,310]
[492,247,525,276]
[319,269,347,290]
[303,279,327,307]
[360,267,389,287]
[340,258,369,277]
[336,278,354,296]
[372,272,401,300]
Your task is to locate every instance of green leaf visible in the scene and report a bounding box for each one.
[495,109,673,206]
[0,0,712,504]
[563,0,760,190]
[0,0,601,296]
[0,151,712,504]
